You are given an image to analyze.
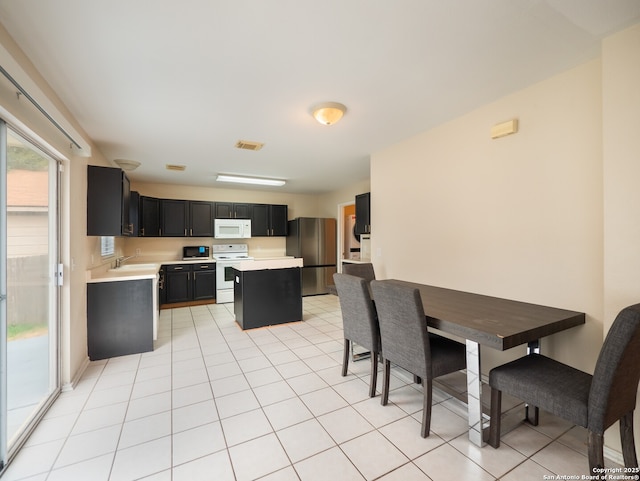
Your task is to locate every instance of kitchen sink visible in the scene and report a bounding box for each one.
[109,263,159,272]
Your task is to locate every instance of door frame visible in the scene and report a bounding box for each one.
[336,201,356,273]
[0,120,62,473]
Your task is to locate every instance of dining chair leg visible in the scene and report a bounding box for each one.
[381,359,391,406]
[620,411,639,468]
[421,378,432,438]
[588,430,605,473]
[489,387,502,448]
[413,374,422,384]
[342,339,350,377]
[369,352,378,398]
[525,404,539,426]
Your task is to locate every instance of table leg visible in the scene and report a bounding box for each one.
[465,340,485,446]
[526,340,540,425]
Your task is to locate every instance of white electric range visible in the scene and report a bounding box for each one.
[212,244,253,303]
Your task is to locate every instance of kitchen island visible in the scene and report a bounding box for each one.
[234,258,304,329]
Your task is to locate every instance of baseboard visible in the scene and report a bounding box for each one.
[160,299,216,310]
[61,356,90,392]
[604,445,624,466]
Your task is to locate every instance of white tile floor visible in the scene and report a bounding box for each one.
[2,295,609,481]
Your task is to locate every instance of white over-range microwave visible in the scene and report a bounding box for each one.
[214,218,252,239]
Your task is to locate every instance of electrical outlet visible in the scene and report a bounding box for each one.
[135,248,141,255]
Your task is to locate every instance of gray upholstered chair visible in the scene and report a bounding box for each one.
[489,304,640,473]
[370,280,467,437]
[333,273,381,397]
[342,262,376,283]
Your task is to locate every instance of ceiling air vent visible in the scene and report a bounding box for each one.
[235,140,264,151]
[166,164,186,171]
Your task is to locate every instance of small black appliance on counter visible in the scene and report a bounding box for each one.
[183,245,210,259]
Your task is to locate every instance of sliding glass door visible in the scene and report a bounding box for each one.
[0,121,60,469]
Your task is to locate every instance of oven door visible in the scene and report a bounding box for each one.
[216,262,237,290]
[215,261,238,303]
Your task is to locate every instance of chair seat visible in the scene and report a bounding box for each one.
[489,353,592,427]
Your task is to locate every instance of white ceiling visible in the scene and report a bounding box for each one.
[1,0,639,194]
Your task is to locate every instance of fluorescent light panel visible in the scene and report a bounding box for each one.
[216,174,285,186]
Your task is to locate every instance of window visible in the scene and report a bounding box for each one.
[100,236,115,257]
[2,123,60,464]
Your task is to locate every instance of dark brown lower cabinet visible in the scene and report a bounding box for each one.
[234,267,302,329]
[87,279,154,360]
[163,263,216,305]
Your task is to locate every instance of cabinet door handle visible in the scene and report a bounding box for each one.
[141,228,145,236]
[184,229,187,236]
[190,228,193,236]
[174,267,183,270]
[200,265,209,269]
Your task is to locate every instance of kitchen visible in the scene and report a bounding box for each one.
[85,163,371,359]
[1,1,640,479]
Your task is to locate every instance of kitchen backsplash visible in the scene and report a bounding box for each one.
[124,236,287,261]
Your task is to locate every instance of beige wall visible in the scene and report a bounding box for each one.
[602,24,640,327]
[372,58,604,372]
[370,23,640,456]
[316,178,371,219]
[601,24,640,454]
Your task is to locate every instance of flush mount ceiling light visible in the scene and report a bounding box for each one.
[312,102,347,126]
[216,174,286,187]
[113,158,141,171]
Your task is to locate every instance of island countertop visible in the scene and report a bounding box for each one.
[236,257,303,271]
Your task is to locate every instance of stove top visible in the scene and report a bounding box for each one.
[212,243,252,261]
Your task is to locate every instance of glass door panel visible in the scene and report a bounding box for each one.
[3,126,59,455]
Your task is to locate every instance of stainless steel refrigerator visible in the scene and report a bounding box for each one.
[286,217,337,296]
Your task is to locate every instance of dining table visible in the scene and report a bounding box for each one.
[384,279,586,447]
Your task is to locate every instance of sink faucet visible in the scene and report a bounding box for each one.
[115,255,137,268]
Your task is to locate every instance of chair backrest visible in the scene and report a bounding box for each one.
[342,263,376,283]
[370,280,430,377]
[588,303,640,434]
[333,273,380,352]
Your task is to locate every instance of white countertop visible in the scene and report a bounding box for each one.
[236,257,303,271]
[87,263,162,283]
[341,258,372,264]
[87,257,304,282]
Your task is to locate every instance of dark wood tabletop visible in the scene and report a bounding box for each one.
[387,280,586,350]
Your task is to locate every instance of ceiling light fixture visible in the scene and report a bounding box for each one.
[216,174,286,187]
[312,102,347,126]
[113,158,141,171]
